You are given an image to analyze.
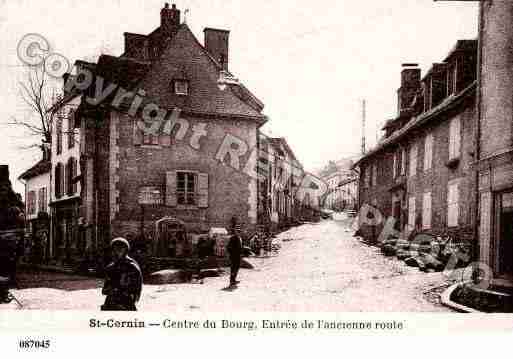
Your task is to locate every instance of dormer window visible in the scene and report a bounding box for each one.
[174,80,189,95]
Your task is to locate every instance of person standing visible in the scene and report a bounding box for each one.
[226,224,242,287]
[101,238,143,311]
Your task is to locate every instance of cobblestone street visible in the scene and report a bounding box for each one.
[3,219,453,312]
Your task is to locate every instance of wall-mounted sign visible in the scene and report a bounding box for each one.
[138,186,163,205]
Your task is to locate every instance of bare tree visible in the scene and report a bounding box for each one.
[8,66,61,149]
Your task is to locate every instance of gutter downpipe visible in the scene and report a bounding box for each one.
[473,2,484,265]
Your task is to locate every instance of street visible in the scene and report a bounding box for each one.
[4,219,452,312]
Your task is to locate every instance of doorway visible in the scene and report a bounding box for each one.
[497,191,513,275]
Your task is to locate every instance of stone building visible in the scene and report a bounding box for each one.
[258,136,303,229]
[476,1,513,281]
[65,4,266,258]
[18,147,51,261]
[354,40,478,245]
[49,94,82,264]
[320,158,358,212]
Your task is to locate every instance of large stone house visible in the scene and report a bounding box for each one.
[354,40,478,247]
[476,2,513,282]
[64,3,266,259]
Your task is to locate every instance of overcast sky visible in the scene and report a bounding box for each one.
[0,0,478,195]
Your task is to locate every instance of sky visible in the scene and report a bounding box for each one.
[0,0,478,195]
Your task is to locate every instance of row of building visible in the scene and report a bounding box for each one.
[318,159,358,213]
[355,1,513,283]
[17,4,315,266]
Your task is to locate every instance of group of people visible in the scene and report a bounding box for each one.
[101,222,243,311]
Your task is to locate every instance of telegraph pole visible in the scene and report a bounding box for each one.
[361,99,366,155]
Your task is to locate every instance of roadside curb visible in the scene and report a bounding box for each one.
[440,282,482,313]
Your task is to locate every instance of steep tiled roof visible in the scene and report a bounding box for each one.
[18,159,51,180]
[137,24,264,120]
[87,23,264,122]
[353,81,476,168]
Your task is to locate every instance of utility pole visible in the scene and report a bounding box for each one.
[361,99,366,155]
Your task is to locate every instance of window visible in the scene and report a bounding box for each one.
[174,80,189,95]
[55,163,64,199]
[56,117,63,155]
[364,166,371,188]
[449,116,461,160]
[409,143,418,177]
[372,163,378,186]
[68,109,75,149]
[177,172,196,205]
[38,187,47,213]
[447,63,456,96]
[393,152,397,178]
[27,190,36,215]
[447,181,459,227]
[401,148,406,176]
[422,192,432,229]
[66,157,77,196]
[408,196,416,231]
[138,186,163,205]
[424,133,434,171]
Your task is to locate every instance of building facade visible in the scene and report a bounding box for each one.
[258,136,303,229]
[476,1,513,281]
[49,94,82,263]
[320,158,358,212]
[18,153,51,262]
[66,4,266,259]
[355,40,478,247]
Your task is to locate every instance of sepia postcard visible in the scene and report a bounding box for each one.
[1,0,512,356]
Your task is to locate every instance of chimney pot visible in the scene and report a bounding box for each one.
[161,3,180,36]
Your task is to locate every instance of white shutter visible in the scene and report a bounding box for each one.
[401,149,406,175]
[422,192,432,229]
[449,116,461,160]
[166,171,177,207]
[408,196,416,230]
[133,121,142,145]
[409,144,417,177]
[424,134,433,171]
[447,182,459,227]
[197,173,209,208]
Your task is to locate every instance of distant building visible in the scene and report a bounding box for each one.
[320,158,358,212]
[258,136,303,229]
[354,40,478,244]
[18,148,51,253]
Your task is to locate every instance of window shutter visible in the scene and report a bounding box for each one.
[408,196,416,229]
[166,171,177,207]
[133,122,142,145]
[409,144,417,177]
[159,134,171,147]
[65,161,70,196]
[422,192,432,229]
[198,173,209,208]
[55,164,62,199]
[393,153,397,178]
[449,117,461,160]
[60,164,65,198]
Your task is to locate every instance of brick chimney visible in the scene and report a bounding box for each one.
[397,63,421,115]
[204,28,230,71]
[161,3,181,37]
